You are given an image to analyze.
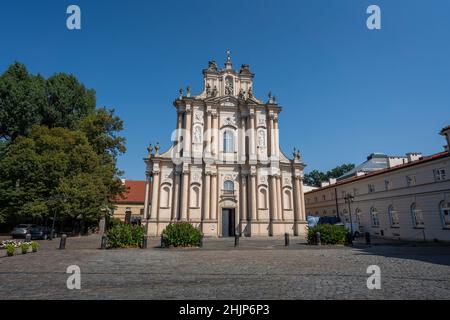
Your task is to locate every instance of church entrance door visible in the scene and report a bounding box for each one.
[221,208,235,237]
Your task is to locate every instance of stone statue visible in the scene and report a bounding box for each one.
[193,126,202,143]
[248,87,253,98]
[206,83,211,97]
[225,77,233,95]
[186,86,191,97]
[212,85,218,97]
[258,130,265,147]
[238,88,245,99]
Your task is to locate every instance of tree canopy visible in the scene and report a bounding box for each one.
[0,62,126,229]
[303,163,355,187]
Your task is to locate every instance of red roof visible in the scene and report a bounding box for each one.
[115,180,146,204]
[305,151,449,194]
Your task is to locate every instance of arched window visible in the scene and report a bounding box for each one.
[370,207,380,227]
[411,203,424,227]
[160,185,171,208]
[223,130,234,153]
[342,209,349,223]
[388,205,399,227]
[223,180,234,194]
[259,187,268,209]
[440,201,450,228]
[190,185,200,208]
[283,189,292,210]
[355,209,362,224]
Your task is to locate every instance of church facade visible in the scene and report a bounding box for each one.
[143,53,307,237]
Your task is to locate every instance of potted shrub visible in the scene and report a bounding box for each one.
[31,241,39,253]
[21,243,30,254]
[5,243,15,257]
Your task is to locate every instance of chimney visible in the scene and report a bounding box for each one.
[440,125,450,153]
[406,153,422,163]
[321,181,330,187]
[329,178,337,185]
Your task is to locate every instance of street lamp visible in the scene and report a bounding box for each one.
[344,193,354,240]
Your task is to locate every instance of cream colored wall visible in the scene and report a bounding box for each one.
[305,156,450,241]
[113,203,144,221]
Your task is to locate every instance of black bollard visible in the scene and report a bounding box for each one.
[59,234,67,249]
[365,232,371,246]
[284,233,290,246]
[25,233,31,243]
[234,234,239,247]
[347,232,353,246]
[100,235,107,249]
[160,234,166,248]
[316,232,321,246]
[199,235,203,248]
[141,235,148,249]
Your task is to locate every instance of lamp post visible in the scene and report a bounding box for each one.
[344,193,354,239]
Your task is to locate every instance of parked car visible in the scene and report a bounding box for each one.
[318,216,342,225]
[307,216,320,228]
[29,226,56,240]
[11,224,36,239]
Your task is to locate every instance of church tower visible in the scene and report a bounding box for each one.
[143,52,307,237]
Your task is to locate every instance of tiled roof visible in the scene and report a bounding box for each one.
[114,180,146,204]
[305,151,449,194]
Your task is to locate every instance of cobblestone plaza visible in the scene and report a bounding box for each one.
[0,235,449,300]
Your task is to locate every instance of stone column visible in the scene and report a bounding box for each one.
[248,112,256,162]
[299,178,306,220]
[276,176,283,220]
[171,170,181,220]
[150,172,160,219]
[274,116,280,158]
[184,106,192,158]
[239,115,246,163]
[269,116,275,157]
[203,172,211,221]
[249,172,257,221]
[241,174,248,221]
[210,172,217,220]
[212,112,219,158]
[206,110,212,156]
[294,177,302,222]
[180,171,189,220]
[269,176,278,222]
[143,172,151,220]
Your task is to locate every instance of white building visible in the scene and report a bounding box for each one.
[305,126,450,241]
[143,52,307,237]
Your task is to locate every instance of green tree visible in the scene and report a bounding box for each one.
[304,163,355,187]
[0,126,111,229]
[0,62,47,140]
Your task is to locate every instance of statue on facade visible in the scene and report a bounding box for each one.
[225,77,233,95]
[248,87,253,98]
[193,126,202,143]
[238,88,245,99]
[206,83,211,97]
[258,130,266,147]
[212,85,218,97]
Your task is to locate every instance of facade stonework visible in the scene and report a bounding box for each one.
[143,54,307,237]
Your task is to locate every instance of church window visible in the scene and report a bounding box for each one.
[223,130,234,153]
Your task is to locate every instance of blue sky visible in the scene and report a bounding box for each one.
[1,0,449,179]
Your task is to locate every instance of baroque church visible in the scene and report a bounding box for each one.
[143,52,307,237]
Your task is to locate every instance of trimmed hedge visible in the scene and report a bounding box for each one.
[106,223,145,248]
[161,222,202,248]
[307,224,347,245]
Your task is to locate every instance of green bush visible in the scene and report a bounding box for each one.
[106,223,145,248]
[21,243,29,254]
[161,222,202,247]
[5,243,15,256]
[108,217,123,229]
[31,242,39,252]
[307,224,348,245]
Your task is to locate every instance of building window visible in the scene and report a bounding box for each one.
[434,168,446,181]
[368,184,375,193]
[406,175,416,187]
[283,189,292,210]
[385,180,391,191]
[322,195,326,201]
[440,201,450,228]
[355,209,361,225]
[314,196,318,203]
[370,207,380,227]
[341,191,346,199]
[388,205,399,227]
[223,130,234,153]
[411,203,424,228]
[353,188,359,196]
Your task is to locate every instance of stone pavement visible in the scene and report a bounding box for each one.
[0,235,449,300]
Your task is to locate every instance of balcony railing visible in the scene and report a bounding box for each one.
[221,189,235,196]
